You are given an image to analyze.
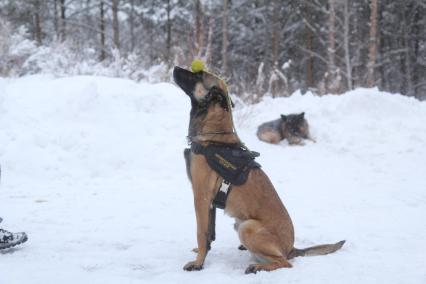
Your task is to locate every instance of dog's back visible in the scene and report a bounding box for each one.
[256,118,283,144]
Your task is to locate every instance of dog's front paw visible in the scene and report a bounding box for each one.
[245,264,261,274]
[183,261,203,271]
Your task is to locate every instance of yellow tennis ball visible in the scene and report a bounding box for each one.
[191,59,205,73]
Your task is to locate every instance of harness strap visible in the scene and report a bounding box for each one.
[212,180,232,209]
[189,141,260,210]
[191,143,233,209]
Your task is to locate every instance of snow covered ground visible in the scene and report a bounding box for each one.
[0,75,425,284]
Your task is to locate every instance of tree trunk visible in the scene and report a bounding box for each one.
[33,0,42,45]
[99,0,106,61]
[271,0,280,67]
[112,0,120,50]
[366,0,378,88]
[326,0,339,94]
[194,0,204,57]
[412,3,423,99]
[343,0,352,90]
[221,0,229,74]
[129,0,135,52]
[85,0,92,42]
[401,2,413,96]
[378,8,388,93]
[147,2,155,65]
[166,0,172,66]
[304,1,314,89]
[59,0,66,42]
[204,17,214,65]
[53,0,58,38]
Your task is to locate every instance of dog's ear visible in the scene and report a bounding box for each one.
[299,112,305,119]
[202,72,221,90]
[202,71,229,94]
[280,114,287,122]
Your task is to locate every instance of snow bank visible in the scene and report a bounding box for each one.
[0,76,425,283]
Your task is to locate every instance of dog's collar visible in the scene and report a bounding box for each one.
[187,131,236,144]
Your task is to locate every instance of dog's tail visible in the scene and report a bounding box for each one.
[288,240,345,259]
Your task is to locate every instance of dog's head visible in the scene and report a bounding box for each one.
[173,66,230,112]
[173,66,234,139]
[281,112,310,139]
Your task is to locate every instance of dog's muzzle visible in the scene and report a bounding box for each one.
[173,67,202,97]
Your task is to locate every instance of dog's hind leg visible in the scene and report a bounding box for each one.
[238,219,292,274]
[257,130,281,144]
[234,219,247,250]
[244,255,292,274]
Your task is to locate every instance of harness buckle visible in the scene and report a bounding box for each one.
[213,180,232,210]
[219,180,231,193]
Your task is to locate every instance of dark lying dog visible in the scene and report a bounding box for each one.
[257,113,315,145]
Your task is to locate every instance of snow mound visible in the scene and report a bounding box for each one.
[0,76,425,283]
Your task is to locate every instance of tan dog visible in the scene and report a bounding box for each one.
[173,66,344,274]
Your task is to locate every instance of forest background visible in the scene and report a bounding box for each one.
[0,0,425,101]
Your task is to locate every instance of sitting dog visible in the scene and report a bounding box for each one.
[257,113,315,145]
[173,64,344,274]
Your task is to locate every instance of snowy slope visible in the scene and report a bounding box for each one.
[0,75,425,284]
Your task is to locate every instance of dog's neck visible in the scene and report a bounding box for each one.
[189,103,240,144]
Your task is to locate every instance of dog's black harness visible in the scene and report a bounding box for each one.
[189,141,261,209]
